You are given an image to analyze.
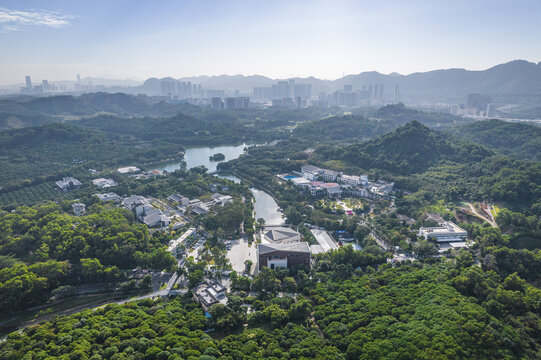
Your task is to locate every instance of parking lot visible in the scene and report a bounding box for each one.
[227,238,257,274]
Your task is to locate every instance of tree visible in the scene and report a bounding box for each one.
[188,269,204,288]
[244,260,253,273]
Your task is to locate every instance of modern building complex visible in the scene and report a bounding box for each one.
[290,164,394,200]
[257,242,311,270]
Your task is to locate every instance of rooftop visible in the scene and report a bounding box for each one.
[258,242,310,255]
[262,227,300,243]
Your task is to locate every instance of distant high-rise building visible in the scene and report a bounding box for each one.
[344,84,353,92]
[211,97,224,110]
[379,84,384,101]
[160,80,176,97]
[394,84,400,104]
[25,76,32,90]
[42,80,50,91]
[486,104,496,117]
[77,74,81,83]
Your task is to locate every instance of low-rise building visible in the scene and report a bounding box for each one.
[72,203,86,216]
[321,169,341,182]
[193,282,227,311]
[211,193,233,206]
[91,178,118,188]
[117,166,141,174]
[339,174,361,186]
[192,203,210,215]
[168,194,190,206]
[418,221,467,242]
[122,195,153,219]
[310,229,339,254]
[94,192,122,202]
[55,177,82,193]
[321,182,342,197]
[291,177,311,187]
[142,209,170,228]
[258,242,311,270]
[301,165,322,181]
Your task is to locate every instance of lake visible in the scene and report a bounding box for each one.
[153,143,249,173]
[153,143,283,225]
[250,188,284,226]
[214,173,242,184]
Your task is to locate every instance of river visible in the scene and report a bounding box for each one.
[250,188,284,226]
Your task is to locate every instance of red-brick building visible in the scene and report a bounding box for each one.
[257,242,311,270]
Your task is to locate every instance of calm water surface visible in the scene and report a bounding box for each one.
[154,143,249,173]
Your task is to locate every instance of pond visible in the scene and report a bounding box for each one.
[153,143,249,173]
[250,188,284,226]
[213,173,242,184]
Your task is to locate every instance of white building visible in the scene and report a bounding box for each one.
[94,192,121,202]
[418,221,467,242]
[339,174,361,186]
[117,166,141,174]
[301,165,322,181]
[321,169,341,182]
[91,178,117,188]
[291,177,311,187]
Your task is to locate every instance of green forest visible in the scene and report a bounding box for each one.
[0,202,175,312]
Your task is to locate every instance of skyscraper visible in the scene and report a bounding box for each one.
[25,76,32,90]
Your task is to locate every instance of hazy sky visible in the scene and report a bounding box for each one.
[0,0,540,84]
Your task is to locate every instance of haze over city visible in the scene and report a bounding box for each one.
[1,0,541,84]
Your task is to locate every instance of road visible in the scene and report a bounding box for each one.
[466,202,498,227]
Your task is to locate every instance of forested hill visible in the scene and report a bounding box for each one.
[448,119,541,161]
[0,92,202,120]
[340,121,492,174]
[314,121,540,209]
[375,103,461,129]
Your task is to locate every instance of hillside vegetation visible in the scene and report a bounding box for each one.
[449,119,541,161]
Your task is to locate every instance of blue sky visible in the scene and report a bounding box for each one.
[0,0,540,84]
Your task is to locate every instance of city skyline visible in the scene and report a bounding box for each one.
[1,0,541,85]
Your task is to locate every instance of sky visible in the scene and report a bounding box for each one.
[0,0,540,85]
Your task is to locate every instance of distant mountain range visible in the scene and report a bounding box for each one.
[133,60,541,103]
[2,60,540,103]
